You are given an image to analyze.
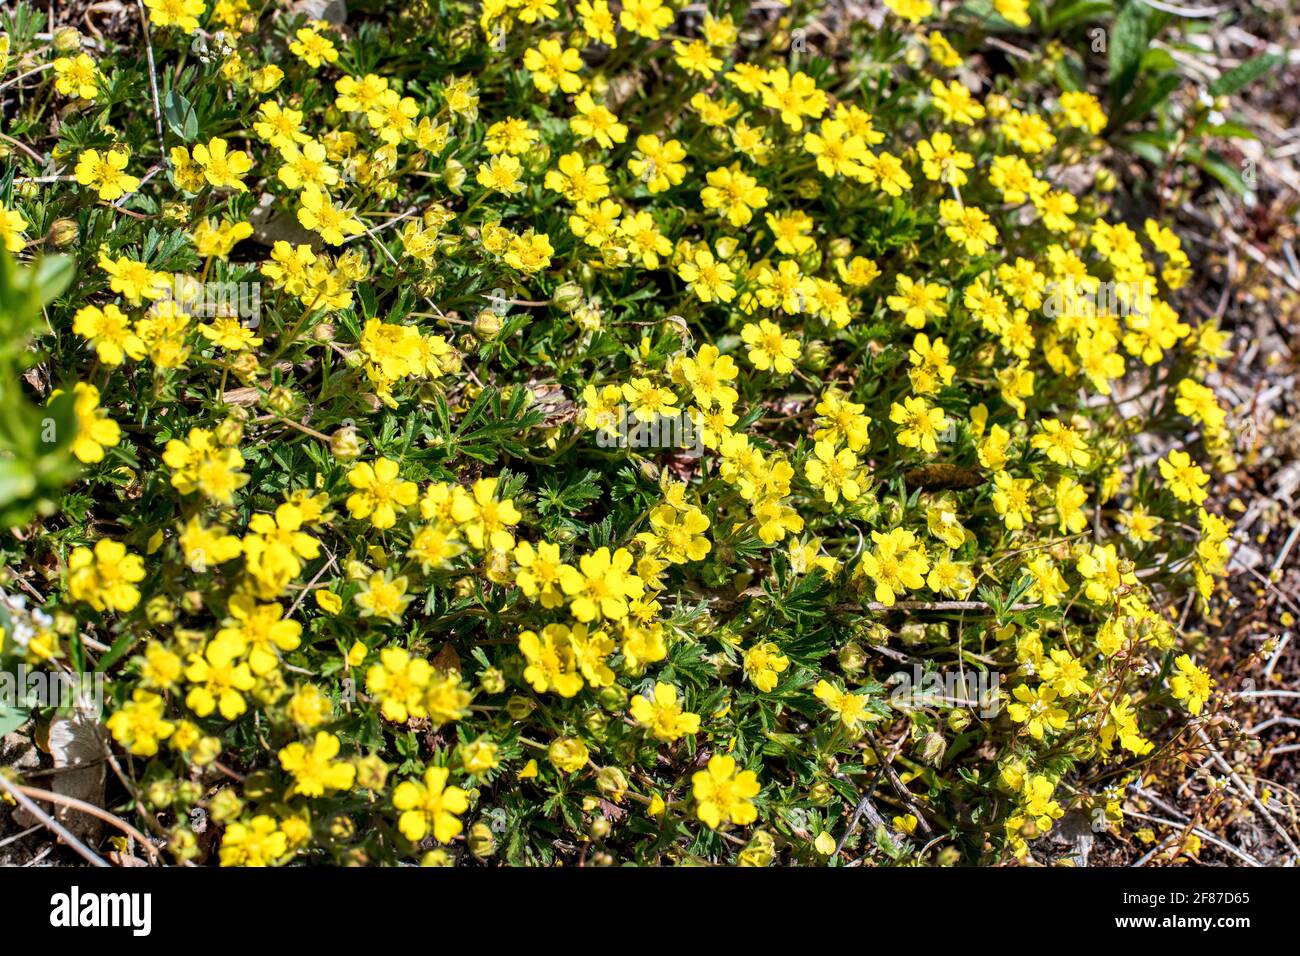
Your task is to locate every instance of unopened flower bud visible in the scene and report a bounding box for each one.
[443,158,466,193]
[837,642,867,673]
[331,426,364,460]
[596,767,628,802]
[597,685,628,711]
[468,822,495,858]
[918,731,947,766]
[146,779,175,809]
[53,27,82,52]
[506,695,536,720]
[207,788,243,823]
[552,282,584,312]
[473,309,502,341]
[47,218,79,248]
[145,595,176,625]
[265,386,296,415]
[478,667,505,694]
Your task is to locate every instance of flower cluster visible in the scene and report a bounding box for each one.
[0,0,1238,866]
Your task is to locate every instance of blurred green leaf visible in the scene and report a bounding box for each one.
[1209,52,1283,98]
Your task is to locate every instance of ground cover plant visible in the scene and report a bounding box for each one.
[0,0,1291,867]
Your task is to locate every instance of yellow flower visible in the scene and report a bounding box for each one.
[743,641,790,692]
[887,275,948,328]
[106,690,175,756]
[287,685,333,729]
[890,395,949,455]
[214,594,302,675]
[918,132,973,186]
[1006,683,1068,739]
[476,153,525,194]
[740,319,801,374]
[461,739,500,775]
[884,0,935,22]
[513,539,570,608]
[1053,477,1089,534]
[99,253,171,304]
[939,199,999,255]
[570,91,627,147]
[700,164,769,227]
[297,187,365,245]
[518,623,585,698]
[638,504,711,563]
[630,682,701,741]
[548,736,590,774]
[242,504,321,599]
[53,53,100,100]
[0,204,28,252]
[1076,543,1137,603]
[190,137,252,191]
[1031,418,1091,468]
[162,427,249,504]
[692,754,761,829]
[219,816,288,867]
[619,0,674,39]
[289,26,339,68]
[858,528,930,606]
[393,766,468,843]
[1041,648,1092,698]
[355,570,414,623]
[628,134,687,193]
[63,382,121,463]
[184,640,256,720]
[804,440,863,505]
[544,151,610,203]
[346,457,419,530]
[1158,450,1210,505]
[74,146,140,201]
[1169,655,1215,715]
[68,539,145,613]
[366,647,432,723]
[522,38,583,94]
[279,732,356,797]
[253,100,309,148]
[178,515,243,572]
[451,476,521,551]
[1059,90,1108,134]
[409,523,466,573]
[813,679,875,733]
[678,248,736,304]
[761,67,828,131]
[145,0,206,32]
[991,472,1035,531]
[558,546,644,622]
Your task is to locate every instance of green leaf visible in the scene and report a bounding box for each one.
[163,89,199,141]
[1197,120,1257,140]
[1108,2,1150,109]
[95,630,140,674]
[1117,72,1182,126]
[1209,53,1282,98]
[1185,145,1250,195]
[1139,47,1177,74]
[1045,0,1113,31]
[28,255,75,310]
[0,704,28,738]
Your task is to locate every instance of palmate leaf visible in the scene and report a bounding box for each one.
[429,384,546,463]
